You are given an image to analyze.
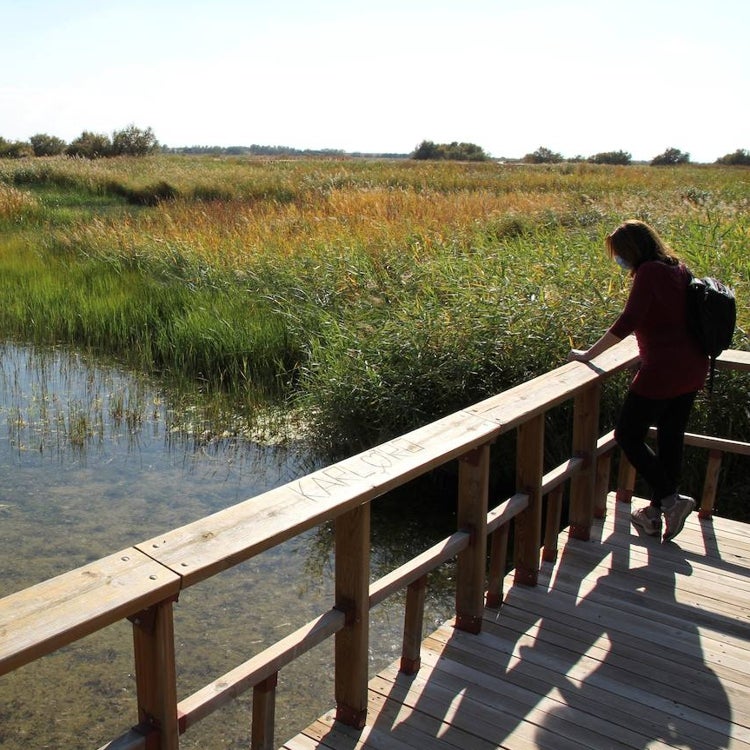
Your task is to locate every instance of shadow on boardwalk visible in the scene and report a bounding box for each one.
[363,503,741,750]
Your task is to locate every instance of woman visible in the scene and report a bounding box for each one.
[569,220,708,542]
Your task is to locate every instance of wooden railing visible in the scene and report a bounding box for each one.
[1,338,748,750]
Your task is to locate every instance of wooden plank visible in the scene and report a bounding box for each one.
[400,576,427,674]
[486,493,528,534]
[178,609,345,731]
[300,709,435,749]
[493,601,750,700]
[551,543,750,628]
[513,414,544,586]
[131,600,179,749]
[0,548,180,675]
[646,426,750,456]
[420,629,747,749]
[467,362,597,433]
[455,445,490,633]
[701,450,723,516]
[369,532,469,608]
[616,453,636,502]
[370,662,620,750]
[364,690,483,750]
[568,382,601,539]
[593,451,612,518]
[287,506,750,750]
[685,433,750,455]
[369,671,553,750]
[138,341,643,600]
[513,555,750,660]
[136,409,498,588]
[382,651,681,750]
[717,349,750,372]
[542,485,564,563]
[252,674,277,750]
[541,457,583,495]
[486,523,510,608]
[334,504,370,728]
[596,429,617,455]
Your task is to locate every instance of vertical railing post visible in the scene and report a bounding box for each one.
[400,575,427,674]
[542,485,564,563]
[334,503,371,729]
[251,674,277,750]
[594,451,613,519]
[569,383,601,540]
[616,453,636,503]
[700,449,722,519]
[455,443,490,634]
[485,523,509,608]
[130,599,179,750]
[514,414,544,586]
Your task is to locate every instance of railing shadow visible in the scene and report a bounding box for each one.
[369,502,735,749]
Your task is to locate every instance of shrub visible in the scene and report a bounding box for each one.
[716,149,750,166]
[651,147,690,166]
[522,146,563,164]
[0,138,34,158]
[589,150,631,165]
[29,134,67,157]
[110,125,160,157]
[411,140,489,161]
[66,131,112,159]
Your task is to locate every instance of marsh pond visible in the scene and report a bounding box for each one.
[0,343,455,749]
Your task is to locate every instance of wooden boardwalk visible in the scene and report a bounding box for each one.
[283,497,750,750]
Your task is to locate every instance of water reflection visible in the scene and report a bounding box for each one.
[0,343,314,594]
[0,343,456,749]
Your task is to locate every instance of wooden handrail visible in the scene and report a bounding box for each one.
[716,349,750,371]
[0,549,181,676]
[178,608,347,732]
[1,339,746,750]
[369,531,471,608]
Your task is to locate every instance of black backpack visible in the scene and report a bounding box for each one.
[685,273,737,391]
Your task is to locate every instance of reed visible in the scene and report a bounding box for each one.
[0,157,747,476]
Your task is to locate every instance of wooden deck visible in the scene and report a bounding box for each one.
[283,496,750,750]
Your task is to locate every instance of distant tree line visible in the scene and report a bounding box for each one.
[1,128,747,166]
[520,145,694,166]
[412,142,748,166]
[521,145,749,166]
[0,125,159,159]
[164,144,349,157]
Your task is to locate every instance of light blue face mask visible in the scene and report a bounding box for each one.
[614,254,632,271]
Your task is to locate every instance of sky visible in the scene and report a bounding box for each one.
[1,0,748,162]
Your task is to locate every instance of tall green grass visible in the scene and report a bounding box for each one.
[0,238,301,399]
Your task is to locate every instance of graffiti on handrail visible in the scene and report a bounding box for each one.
[291,437,425,502]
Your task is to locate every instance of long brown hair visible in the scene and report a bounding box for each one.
[605,220,679,269]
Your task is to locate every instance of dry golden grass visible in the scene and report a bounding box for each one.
[21,158,741,277]
[0,183,38,219]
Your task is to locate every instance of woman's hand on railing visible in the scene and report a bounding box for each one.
[568,348,591,362]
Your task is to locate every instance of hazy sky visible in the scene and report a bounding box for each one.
[1,0,747,162]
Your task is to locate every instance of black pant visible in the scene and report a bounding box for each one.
[614,390,697,507]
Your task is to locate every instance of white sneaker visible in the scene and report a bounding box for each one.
[662,494,695,542]
[631,505,662,536]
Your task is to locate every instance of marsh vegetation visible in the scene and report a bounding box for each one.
[1,155,748,513]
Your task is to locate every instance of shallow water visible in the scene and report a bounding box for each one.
[0,344,456,748]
